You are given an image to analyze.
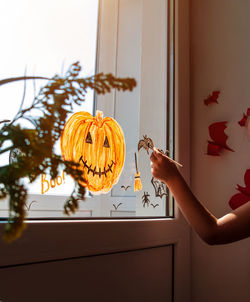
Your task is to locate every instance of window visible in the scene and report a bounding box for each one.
[1,0,174,220]
[0,1,191,301]
[0,0,99,218]
[95,0,175,218]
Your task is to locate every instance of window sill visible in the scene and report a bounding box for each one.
[0,216,188,267]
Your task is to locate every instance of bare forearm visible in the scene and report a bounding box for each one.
[150,148,250,244]
[165,174,219,244]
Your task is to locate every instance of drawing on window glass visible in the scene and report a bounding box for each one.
[134,152,142,192]
[120,185,131,191]
[151,177,168,199]
[41,172,66,194]
[60,110,125,194]
[24,200,37,211]
[138,135,154,154]
[113,203,123,210]
[138,135,182,167]
[150,203,159,209]
[142,191,151,208]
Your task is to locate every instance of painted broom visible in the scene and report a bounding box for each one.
[134,152,142,192]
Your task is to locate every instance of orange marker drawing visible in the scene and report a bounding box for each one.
[41,171,66,194]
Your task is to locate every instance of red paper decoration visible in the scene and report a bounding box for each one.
[204,91,220,105]
[207,121,234,156]
[238,108,250,127]
[229,169,250,210]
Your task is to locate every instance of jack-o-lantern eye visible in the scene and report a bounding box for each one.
[103,136,110,148]
[85,132,93,144]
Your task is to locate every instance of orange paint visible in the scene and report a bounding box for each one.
[60,110,125,194]
[41,172,66,194]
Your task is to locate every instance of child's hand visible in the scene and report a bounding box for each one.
[150,147,179,184]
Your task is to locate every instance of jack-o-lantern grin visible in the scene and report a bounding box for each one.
[79,155,115,178]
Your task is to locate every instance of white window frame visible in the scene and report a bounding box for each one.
[0,0,190,301]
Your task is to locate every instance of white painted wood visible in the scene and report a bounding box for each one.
[0,245,172,302]
[174,1,191,300]
[0,218,184,267]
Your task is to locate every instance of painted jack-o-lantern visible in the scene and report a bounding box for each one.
[60,110,125,194]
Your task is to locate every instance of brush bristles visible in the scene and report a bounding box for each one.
[134,172,142,192]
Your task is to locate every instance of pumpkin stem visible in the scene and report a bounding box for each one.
[96,110,103,123]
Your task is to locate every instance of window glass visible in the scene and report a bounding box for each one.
[0,0,98,217]
[0,0,174,219]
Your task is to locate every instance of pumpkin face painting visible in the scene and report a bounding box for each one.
[60,110,125,194]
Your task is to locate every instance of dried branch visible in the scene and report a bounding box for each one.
[0,61,136,241]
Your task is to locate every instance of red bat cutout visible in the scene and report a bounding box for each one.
[204,90,220,105]
[238,114,247,127]
[207,121,234,156]
[238,108,250,127]
[229,169,250,210]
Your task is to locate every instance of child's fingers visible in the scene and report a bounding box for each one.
[153,147,160,153]
[150,151,158,162]
[152,147,162,158]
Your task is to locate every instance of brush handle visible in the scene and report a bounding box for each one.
[165,154,183,167]
[158,149,183,167]
[134,152,139,173]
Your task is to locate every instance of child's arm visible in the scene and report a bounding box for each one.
[150,148,250,245]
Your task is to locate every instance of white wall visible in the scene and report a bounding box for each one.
[190,1,250,301]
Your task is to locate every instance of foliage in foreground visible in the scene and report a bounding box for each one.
[0,62,136,242]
